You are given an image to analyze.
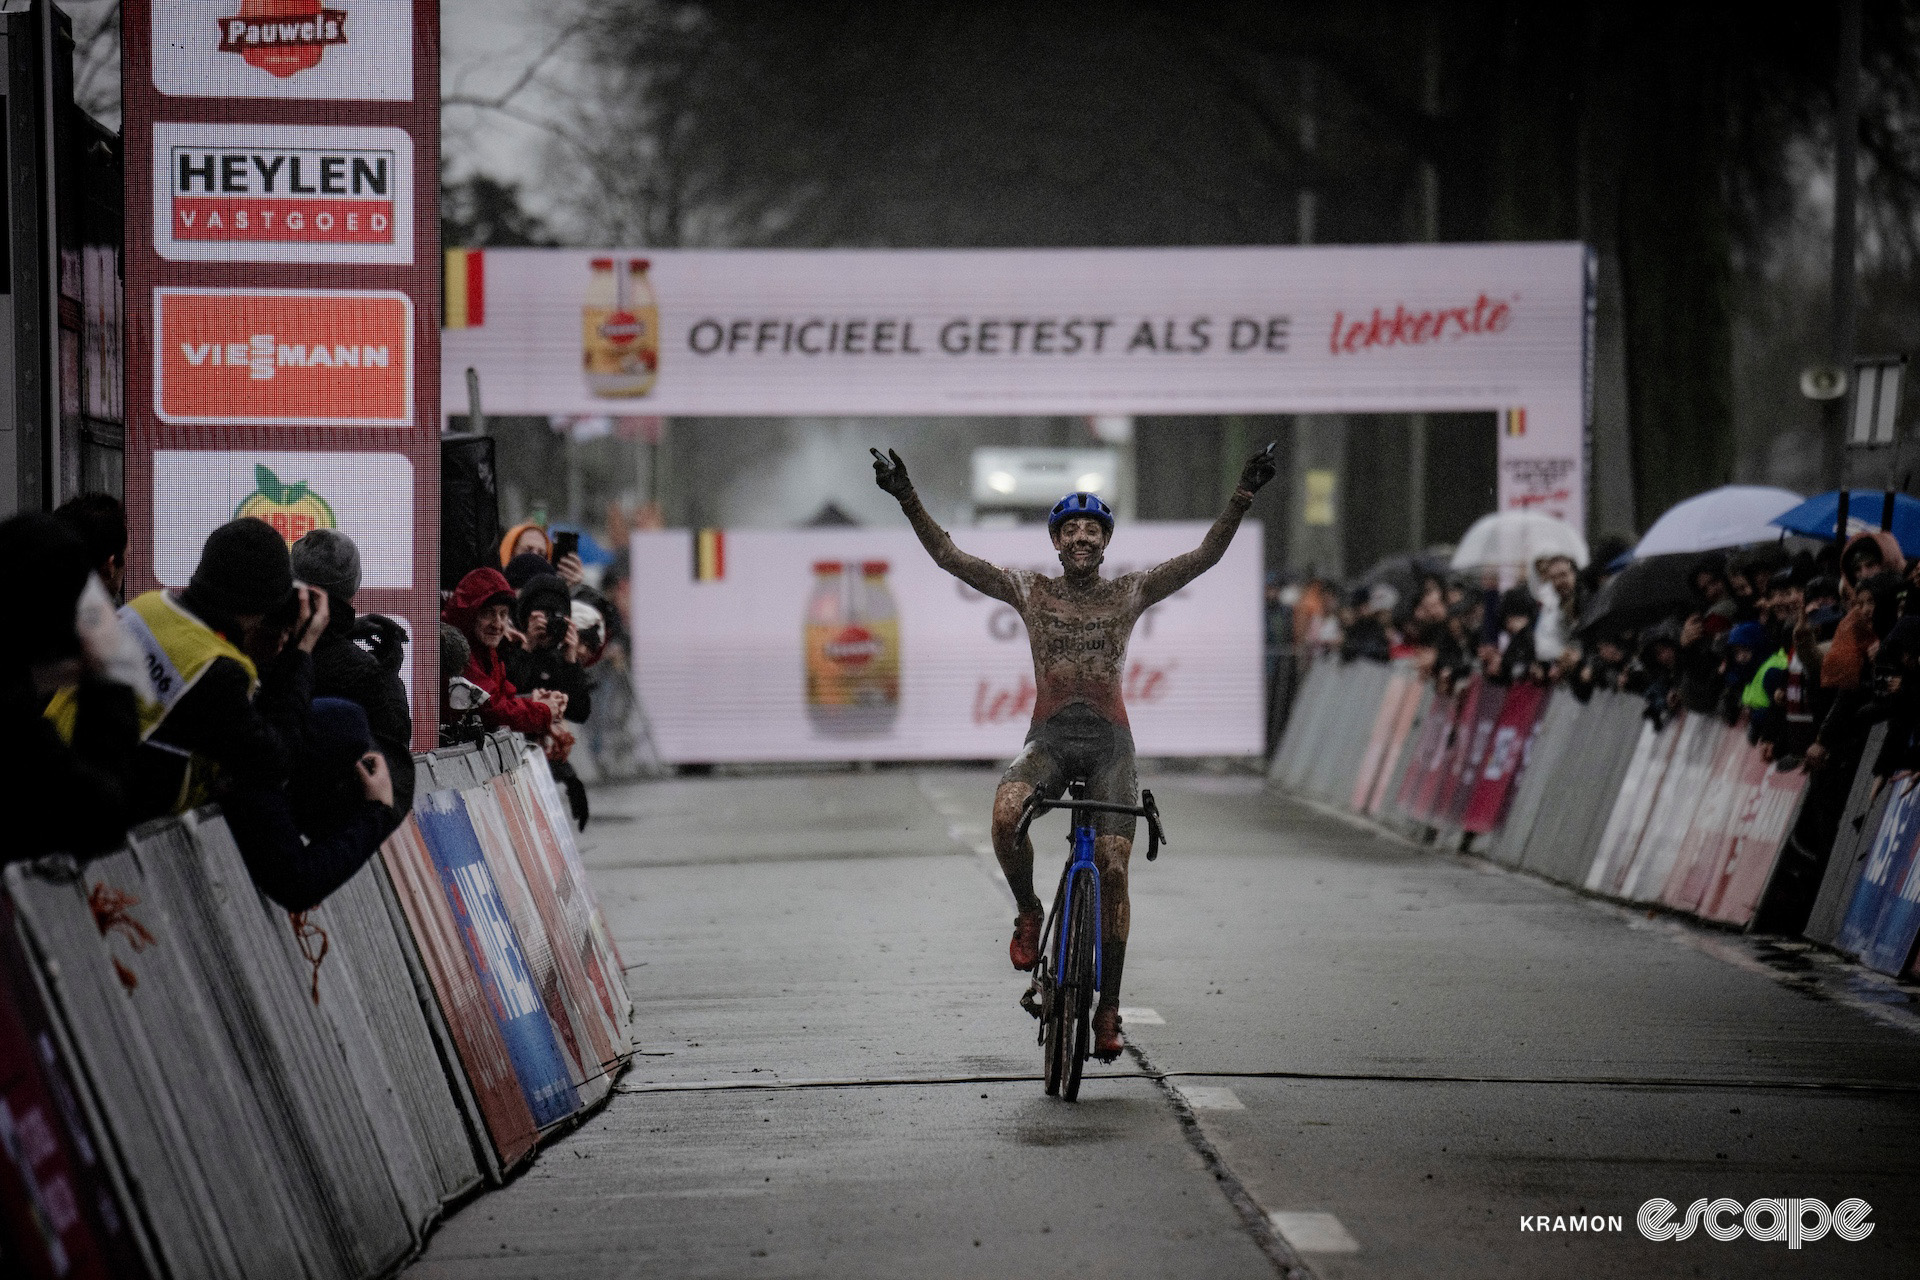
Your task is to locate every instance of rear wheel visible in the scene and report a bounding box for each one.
[1061,868,1098,1101]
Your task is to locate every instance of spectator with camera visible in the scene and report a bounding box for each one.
[290,529,416,827]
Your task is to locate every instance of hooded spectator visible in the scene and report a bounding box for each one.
[1840,529,1905,591]
[219,694,398,912]
[3,513,138,859]
[291,528,415,825]
[500,521,550,567]
[442,567,558,738]
[53,493,128,601]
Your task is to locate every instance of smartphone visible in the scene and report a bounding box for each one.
[551,531,580,565]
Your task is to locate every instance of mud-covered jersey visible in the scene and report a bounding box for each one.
[900,491,1253,727]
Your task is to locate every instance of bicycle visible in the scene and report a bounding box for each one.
[1015,781,1168,1100]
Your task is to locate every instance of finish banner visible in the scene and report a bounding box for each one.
[123,1,442,747]
[629,523,1264,763]
[447,242,1589,526]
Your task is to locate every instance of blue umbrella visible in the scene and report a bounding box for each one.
[1771,489,1920,557]
[547,523,617,566]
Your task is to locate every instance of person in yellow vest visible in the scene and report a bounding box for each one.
[114,518,330,820]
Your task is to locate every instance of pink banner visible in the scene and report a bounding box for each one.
[1461,682,1548,834]
[1700,755,1809,925]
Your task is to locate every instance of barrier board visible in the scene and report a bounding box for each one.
[379,815,538,1173]
[1366,681,1430,816]
[1461,681,1547,834]
[1804,728,1892,946]
[1834,781,1920,960]
[413,792,581,1130]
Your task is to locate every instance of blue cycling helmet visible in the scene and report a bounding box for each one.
[1048,491,1115,536]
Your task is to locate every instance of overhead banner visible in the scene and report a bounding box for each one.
[448,242,1590,526]
[123,0,442,748]
[629,523,1264,763]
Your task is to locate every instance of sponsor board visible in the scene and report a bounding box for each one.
[153,287,413,426]
[153,122,414,265]
[153,0,414,101]
[151,450,414,587]
[448,244,1591,528]
[630,523,1263,763]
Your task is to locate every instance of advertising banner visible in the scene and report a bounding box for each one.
[1460,680,1547,834]
[452,243,1590,527]
[629,523,1262,763]
[1395,683,1464,823]
[1699,754,1808,926]
[1836,780,1920,960]
[413,792,580,1129]
[124,1,441,748]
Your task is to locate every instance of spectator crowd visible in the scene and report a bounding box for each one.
[3,498,627,915]
[1274,525,1920,929]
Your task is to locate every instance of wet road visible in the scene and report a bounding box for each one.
[404,767,1920,1279]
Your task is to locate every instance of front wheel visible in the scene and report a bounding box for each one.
[1061,868,1098,1101]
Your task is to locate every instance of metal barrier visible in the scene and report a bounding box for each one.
[1268,672,1844,944]
[1,732,632,1278]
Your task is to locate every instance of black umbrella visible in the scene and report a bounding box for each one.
[1576,552,1700,638]
[1355,552,1454,602]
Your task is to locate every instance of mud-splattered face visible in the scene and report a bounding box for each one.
[1052,516,1111,576]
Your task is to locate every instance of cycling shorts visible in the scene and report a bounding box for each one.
[1000,703,1138,840]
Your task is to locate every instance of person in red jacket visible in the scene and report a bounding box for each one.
[442,567,563,737]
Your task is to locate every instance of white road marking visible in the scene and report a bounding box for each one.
[1177,1085,1245,1111]
[1270,1211,1361,1253]
[1119,1006,1164,1024]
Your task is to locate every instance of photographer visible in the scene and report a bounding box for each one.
[503,571,593,829]
[291,529,415,829]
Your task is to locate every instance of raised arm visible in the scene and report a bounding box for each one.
[871,449,1021,605]
[1138,444,1277,606]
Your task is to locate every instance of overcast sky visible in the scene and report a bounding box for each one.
[442,0,575,223]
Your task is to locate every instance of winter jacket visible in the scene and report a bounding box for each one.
[443,568,553,737]
[126,588,315,822]
[309,600,416,824]
[3,675,137,860]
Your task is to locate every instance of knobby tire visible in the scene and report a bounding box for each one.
[1062,867,1098,1101]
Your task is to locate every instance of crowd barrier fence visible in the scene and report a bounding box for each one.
[1,731,633,1280]
[1268,658,1920,977]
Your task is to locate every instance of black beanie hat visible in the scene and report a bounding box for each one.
[504,550,554,590]
[290,527,362,601]
[189,518,296,619]
[0,513,89,669]
[516,573,572,628]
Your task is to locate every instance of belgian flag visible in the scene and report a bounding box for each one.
[445,249,485,328]
[1503,407,1527,437]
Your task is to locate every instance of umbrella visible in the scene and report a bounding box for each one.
[1629,485,1802,560]
[1772,490,1920,558]
[1356,552,1454,596]
[1576,553,1699,637]
[547,523,616,566]
[1450,511,1590,571]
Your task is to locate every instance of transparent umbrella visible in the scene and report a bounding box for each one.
[1449,511,1589,571]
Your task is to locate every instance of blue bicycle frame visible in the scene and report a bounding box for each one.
[1055,814,1104,992]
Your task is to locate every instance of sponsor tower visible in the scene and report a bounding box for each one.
[123,0,441,746]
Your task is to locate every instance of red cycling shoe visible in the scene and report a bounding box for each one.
[1092,1006,1124,1060]
[1009,907,1043,971]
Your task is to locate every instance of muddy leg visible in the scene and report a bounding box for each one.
[991,780,1042,912]
[1094,834,1131,1007]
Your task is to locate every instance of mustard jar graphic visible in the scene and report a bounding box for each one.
[583,257,658,397]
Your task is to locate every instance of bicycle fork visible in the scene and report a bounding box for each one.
[1054,823,1103,994]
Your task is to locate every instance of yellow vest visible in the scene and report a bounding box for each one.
[45,591,259,811]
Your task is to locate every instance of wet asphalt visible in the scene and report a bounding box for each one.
[402,767,1920,1279]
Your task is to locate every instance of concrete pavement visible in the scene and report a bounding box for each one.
[403,767,1920,1279]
